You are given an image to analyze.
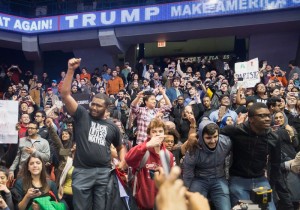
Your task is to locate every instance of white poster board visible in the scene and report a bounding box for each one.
[0,100,19,144]
[235,58,260,88]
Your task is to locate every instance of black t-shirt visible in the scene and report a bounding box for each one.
[246,95,267,104]
[73,105,121,168]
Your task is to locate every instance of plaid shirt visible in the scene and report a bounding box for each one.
[131,104,171,144]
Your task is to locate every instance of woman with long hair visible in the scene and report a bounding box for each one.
[13,154,58,210]
[0,167,14,210]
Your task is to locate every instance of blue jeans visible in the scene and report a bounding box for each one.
[72,167,110,210]
[229,176,276,210]
[189,177,231,210]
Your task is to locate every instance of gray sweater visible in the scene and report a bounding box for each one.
[9,136,50,172]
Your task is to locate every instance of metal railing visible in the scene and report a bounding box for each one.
[0,0,191,18]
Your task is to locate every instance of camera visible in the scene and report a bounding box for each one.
[232,187,272,210]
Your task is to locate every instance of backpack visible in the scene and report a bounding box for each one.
[130,150,170,196]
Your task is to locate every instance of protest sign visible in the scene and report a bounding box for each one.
[235,58,260,88]
[0,100,19,144]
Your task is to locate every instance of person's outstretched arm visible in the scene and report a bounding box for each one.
[61,58,81,116]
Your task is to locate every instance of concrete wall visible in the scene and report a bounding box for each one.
[73,47,118,72]
[249,32,300,71]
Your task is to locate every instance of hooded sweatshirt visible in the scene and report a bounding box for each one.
[125,139,174,209]
[183,120,231,188]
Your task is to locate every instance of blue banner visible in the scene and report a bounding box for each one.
[0,0,299,34]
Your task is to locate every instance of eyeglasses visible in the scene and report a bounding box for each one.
[27,127,37,130]
[252,114,271,119]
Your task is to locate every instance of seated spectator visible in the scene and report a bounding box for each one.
[44,88,59,108]
[79,67,91,81]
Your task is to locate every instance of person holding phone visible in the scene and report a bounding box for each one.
[125,118,174,210]
[13,154,58,210]
[9,122,50,182]
[209,94,238,124]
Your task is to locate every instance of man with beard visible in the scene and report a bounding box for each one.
[114,90,130,126]
[209,94,237,124]
[8,121,50,181]
[61,58,126,210]
[221,103,281,209]
[183,120,232,210]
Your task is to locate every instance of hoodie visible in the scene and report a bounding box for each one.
[183,120,231,188]
[125,140,174,209]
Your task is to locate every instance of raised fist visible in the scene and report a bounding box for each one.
[68,58,81,71]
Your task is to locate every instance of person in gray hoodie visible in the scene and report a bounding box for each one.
[183,119,232,210]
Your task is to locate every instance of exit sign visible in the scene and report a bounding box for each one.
[158,41,166,48]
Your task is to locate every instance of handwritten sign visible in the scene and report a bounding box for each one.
[235,58,260,88]
[0,100,19,144]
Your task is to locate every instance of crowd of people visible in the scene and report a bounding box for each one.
[0,56,300,210]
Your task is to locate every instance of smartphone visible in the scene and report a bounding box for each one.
[272,125,280,131]
[159,150,170,176]
[149,169,156,180]
[33,189,40,193]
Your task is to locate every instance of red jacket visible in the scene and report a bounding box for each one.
[125,141,174,209]
[19,123,27,138]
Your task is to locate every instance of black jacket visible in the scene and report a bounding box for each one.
[221,121,281,183]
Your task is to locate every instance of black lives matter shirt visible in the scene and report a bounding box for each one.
[73,105,121,168]
[246,95,267,104]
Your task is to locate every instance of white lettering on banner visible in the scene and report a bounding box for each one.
[77,100,89,105]
[101,11,116,25]
[216,1,225,12]
[192,3,202,14]
[0,0,296,33]
[13,19,52,31]
[121,9,140,23]
[82,14,96,27]
[65,15,78,28]
[182,5,192,15]
[226,0,238,10]
[0,16,11,27]
[169,0,290,17]
[239,0,248,10]
[88,121,107,146]
[145,7,159,20]
[249,0,259,9]
[171,6,182,16]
